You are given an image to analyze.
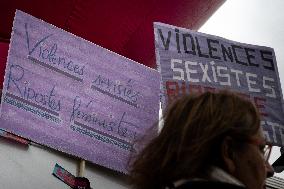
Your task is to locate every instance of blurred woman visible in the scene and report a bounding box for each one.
[130,91,274,189]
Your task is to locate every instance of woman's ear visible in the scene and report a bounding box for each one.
[221,136,236,174]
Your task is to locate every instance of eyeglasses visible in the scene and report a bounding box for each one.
[247,138,272,162]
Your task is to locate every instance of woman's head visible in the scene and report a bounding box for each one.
[130,91,267,189]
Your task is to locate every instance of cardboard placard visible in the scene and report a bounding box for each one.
[0,10,160,173]
[154,22,284,146]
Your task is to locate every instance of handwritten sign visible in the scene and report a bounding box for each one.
[154,22,284,146]
[0,10,160,173]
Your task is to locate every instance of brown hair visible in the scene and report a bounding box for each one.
[129,90,260,189]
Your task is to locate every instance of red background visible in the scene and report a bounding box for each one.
[0,0,225,89]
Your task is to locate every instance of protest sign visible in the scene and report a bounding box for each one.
[0,10,160,173]
[154,22,284,146]
[0,128,30,145]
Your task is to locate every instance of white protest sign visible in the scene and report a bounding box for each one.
[154,22,284,146]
